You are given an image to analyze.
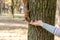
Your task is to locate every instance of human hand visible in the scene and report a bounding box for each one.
[30,20,43,26]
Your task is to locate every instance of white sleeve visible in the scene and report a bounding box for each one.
[42,23,56,34]
[54,28,60,37]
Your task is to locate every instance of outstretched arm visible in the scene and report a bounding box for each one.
[43,23,60,37]
[30,20,60,37]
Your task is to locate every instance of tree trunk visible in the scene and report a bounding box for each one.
[28,0,57,40]
[11,0,14,18]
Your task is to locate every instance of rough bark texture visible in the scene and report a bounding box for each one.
[28,0,57,40]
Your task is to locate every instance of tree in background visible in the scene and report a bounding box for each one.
[0,0,4,14]
[28,0,57,40]
[11,0,22,15]
[11,0,14,18]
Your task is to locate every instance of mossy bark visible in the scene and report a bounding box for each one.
[28,0,57,40]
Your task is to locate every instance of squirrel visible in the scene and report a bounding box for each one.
[25,10,30,21]
[23,0,30,22]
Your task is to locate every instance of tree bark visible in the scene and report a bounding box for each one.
[28,0,57,40]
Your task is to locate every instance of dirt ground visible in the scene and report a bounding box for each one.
[0,28,28,40]
[0,19,28,40]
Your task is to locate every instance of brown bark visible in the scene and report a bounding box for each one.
[28,0,57,40]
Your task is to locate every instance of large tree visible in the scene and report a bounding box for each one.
[28,0,57,40]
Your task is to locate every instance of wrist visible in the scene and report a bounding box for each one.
[38,20,43,26]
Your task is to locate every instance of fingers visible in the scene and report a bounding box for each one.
[30,20,33,24]
[30,20,38,24]
[31,20,33,22]
[30,21,37,25]
[30,22,36,25]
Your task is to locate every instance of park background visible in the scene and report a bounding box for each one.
[0,0,59,40]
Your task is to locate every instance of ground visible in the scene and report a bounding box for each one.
[0,14,28,40]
